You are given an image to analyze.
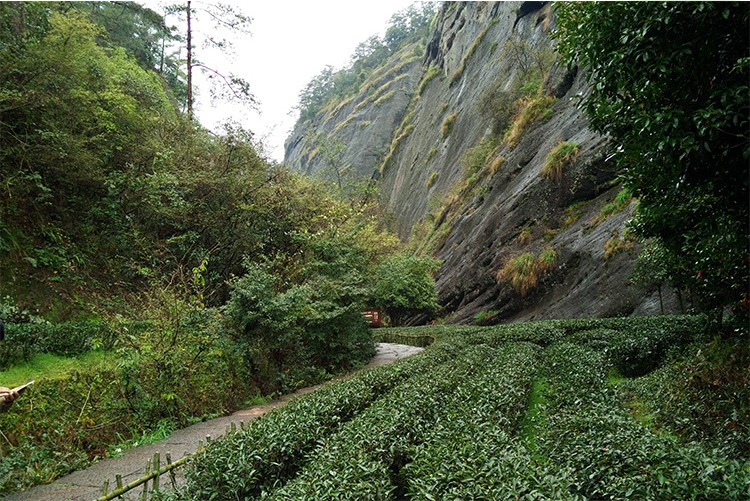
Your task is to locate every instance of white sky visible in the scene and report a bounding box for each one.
[145,1,420,162]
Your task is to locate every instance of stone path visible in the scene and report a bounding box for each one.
[5,343,424,501]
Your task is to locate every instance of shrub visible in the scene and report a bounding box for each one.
[380,123,414,174]
[425,171,439,188]
[441,113,458,139]
[473,309,499,325]
[517,227,533,245]
[542,141,579,181]
[490,155,505,174]
[418,65,442,96]
[449,21,496,85]
[225,262,374,385]
[496,247,557,297]
[604,230,635,260]
[461,136,500,178]
[590,187,634,226]
[538,246,558,272]
[503,94,557,147]
[371,253,440,326]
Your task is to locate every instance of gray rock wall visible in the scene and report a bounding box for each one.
[284,2,683,324]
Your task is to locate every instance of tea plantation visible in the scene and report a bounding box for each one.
[167,316,749,499]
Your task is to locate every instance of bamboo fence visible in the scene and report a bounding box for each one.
[97,421,243,500]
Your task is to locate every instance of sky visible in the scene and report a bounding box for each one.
[146,0,420,162]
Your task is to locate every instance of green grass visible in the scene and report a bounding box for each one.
[441,112,457,139]
[0,350,113,387]
[518,377,548,454]
[542,141,580,181]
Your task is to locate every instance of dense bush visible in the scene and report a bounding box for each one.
[0,320,116,370]
[371,253,440,326]
[0,312,257,496]
[554,2,750,317]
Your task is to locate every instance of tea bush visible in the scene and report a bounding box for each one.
[161,315,750,499]
[179,344,458,499]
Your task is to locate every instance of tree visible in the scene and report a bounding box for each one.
[69,1,186,106]
[371,253,440,326]
[167,1,256,119]
[554,2,749,319]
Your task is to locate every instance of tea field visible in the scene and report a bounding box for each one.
[167,316,749,500]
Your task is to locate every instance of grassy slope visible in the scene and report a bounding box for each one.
[0,351,114,387]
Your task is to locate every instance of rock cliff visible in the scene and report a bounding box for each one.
[284,1,680,323]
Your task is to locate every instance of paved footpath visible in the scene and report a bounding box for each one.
[5,343,424,501]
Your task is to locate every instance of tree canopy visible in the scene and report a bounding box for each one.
[296,2,436,121]
[554,2,750,319]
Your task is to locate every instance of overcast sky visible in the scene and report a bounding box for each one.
[145,0,421,161]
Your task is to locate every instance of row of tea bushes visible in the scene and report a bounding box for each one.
[270,344,500,499]
[173,315,748,499]
[400,342,576,499]
[537,342,748,499]
[180,342,463,499]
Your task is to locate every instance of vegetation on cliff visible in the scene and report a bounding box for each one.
[295,3,435,122]
[555,1,750,321]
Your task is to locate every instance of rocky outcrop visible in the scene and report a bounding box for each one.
[284,2,681,324]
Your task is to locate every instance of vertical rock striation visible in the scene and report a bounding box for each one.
[284,2,680,323]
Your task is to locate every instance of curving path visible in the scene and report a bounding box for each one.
[5,343,424,501]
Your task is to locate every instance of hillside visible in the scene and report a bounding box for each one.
[284,1,679,323]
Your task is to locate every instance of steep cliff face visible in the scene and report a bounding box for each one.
[284,42,424,179]
[285,2,679,323]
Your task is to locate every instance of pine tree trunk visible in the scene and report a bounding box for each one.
[187,0,193,120]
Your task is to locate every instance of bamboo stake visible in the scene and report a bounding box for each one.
[152,452,160,492]
[141,458,151,500]
[116,474,123,490]
[102,479,109,496]
[96,453,193,501]
[166,452,177,489]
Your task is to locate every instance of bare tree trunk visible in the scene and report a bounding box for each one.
[657,284,664,314]
[187,0,193,120]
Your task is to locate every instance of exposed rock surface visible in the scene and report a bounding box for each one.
[284,43,424,179]
[284,2,682,324]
